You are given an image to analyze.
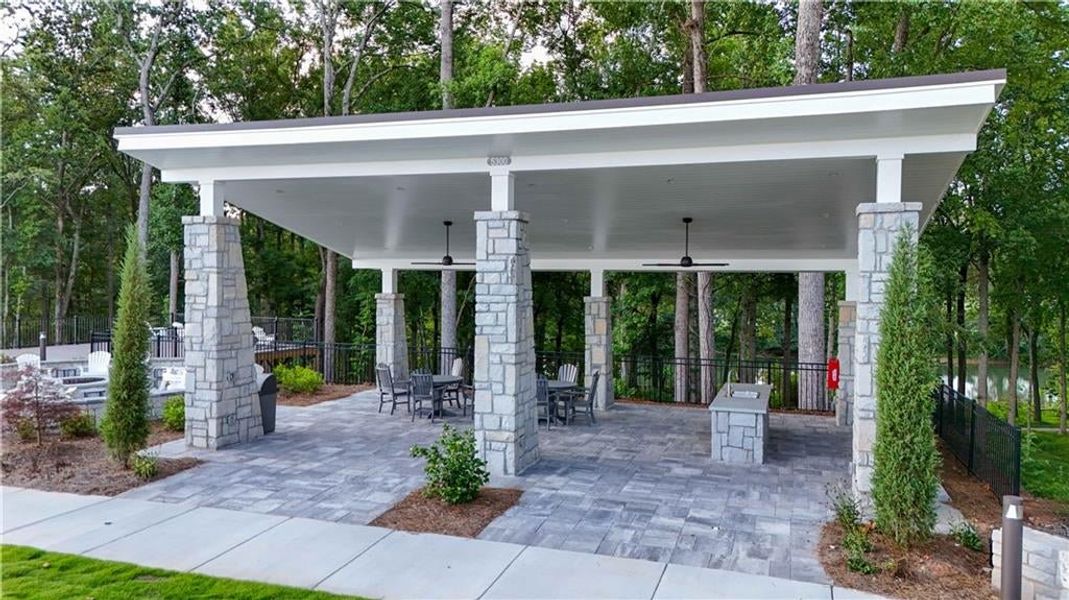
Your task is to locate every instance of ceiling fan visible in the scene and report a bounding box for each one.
[411,221,474,267]
[642,218,728,268]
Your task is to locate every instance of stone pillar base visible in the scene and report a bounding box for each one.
[181,215,262,450]
[375,293,408,382]
[852,202,921,507]
[473,210,538,476]
[584,296,613,409]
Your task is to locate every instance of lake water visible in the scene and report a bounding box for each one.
[942,363,1056,403]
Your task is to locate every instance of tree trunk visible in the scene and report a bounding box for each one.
[168,249,179,322]
[440,270,457,373]
[793,0,823,86]
[946,294,955,387]
[440,0,453,109]
[790,0,826,415]
[782,286,794,407]
[681,24,694,94]
[956,264,967,395]
[892,8,910,54]
[740,281,758,383]
[1029,326,1041,423]
[697,272,715,403]
[1059,302,1067,434]
[797,272,825,409]
[1008,312,1020,426]
[106,228,116,323]
[674,272,690,402]
[322,249,337,382]
[977,247,990,404]
[136,21,161,251]
[688,1,707,93]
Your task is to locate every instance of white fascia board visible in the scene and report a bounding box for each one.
[353,257,855,273]
[118,81,999,154]
[161,134,975,183]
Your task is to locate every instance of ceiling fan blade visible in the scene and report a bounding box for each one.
[450,261,476,265]
[410,261,443,265]
[690,262,729,267]
[641,262,683,267]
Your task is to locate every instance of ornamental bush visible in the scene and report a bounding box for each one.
[273,364,323,394]
[162,396,185,432]
[101,228,152,466]
[410,425,489,504]
[2,365,79,444]
[872,225,941,546]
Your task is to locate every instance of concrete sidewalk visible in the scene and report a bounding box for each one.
[1,487,882,599]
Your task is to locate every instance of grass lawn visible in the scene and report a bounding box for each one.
[1024,431,1069,504]
[0,545,360,600]
[986,401,1064,429]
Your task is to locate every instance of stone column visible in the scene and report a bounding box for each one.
[584,296,614,409]
[473,210,538,476]
[181,215,262,449]
[836,301,856,427]
[852,202,921,506]
[439,269,457,374]
[375,293,408,381]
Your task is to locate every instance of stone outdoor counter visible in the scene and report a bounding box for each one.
[710,383,771,465]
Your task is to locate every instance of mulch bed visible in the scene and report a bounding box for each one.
[369,487,522,538]
[1,423,198,496]
[278,384,371,407]
[819,522,995,600]
[938,442,1069,537]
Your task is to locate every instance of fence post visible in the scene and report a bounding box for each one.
[1000,495,1023,600]
[39,331,47,362]
[967,397,977,472]
[15,315,20,348]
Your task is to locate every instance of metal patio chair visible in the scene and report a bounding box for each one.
[563,370,599,425]
[535,376,554,430]
[376,363,410,415]
[409,372,437,422]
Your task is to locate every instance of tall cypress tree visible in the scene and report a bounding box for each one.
[102,227,151,465]
[872,225,941,546]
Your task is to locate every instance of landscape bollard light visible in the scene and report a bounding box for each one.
[1001,495,1023,600]
[39,331,47,362]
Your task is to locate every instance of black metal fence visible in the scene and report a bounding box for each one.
[614,354,830,411]
[933,384,1021,498]
[2,315,114,348]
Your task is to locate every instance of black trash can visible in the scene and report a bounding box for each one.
[258,372,277,434]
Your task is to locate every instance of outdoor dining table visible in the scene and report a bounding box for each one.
[429,374,463,417]
[547,380,577,423]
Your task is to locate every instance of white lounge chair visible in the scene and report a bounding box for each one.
[86,351,111,377]
[15,354,40,370]
[160,367,186,391]
[252,326,275,344]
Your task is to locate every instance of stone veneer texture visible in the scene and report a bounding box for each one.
[473,211,539,476]
[584,296,614,409]
[181,215,262,449]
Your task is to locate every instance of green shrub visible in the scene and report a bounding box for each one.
[950,521,984,552]
[827,482,860,529]
[60,413,97,439]
[15,418,36,443]
[273,364,323,394]
[101,228,151,466]
[410,424,490,504]
[872,225,940,546]
[846,552,878,575]
[131,453,159,480]
[162,396,185,432]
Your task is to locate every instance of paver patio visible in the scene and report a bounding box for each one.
[123,391,850,584]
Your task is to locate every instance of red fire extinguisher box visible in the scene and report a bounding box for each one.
[827,357,840,390]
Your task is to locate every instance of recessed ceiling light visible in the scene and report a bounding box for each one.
[395,186,406,191]
[274,189,284,194]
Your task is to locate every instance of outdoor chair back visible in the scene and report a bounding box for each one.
[86,351,111,377]
[252,326,275,343]
[15,354,40,370]
[450,357,465,378]
[558,363,579,384]
[571,370,600,425]
[536,376,553,429]
[409,372,436,422]
[376,363,409,415]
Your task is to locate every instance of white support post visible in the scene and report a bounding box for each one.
[489,159,515,211]
[590,269,606,298]
[381,268,398,294]
[198,180,224,216]
[875,155,903,204]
